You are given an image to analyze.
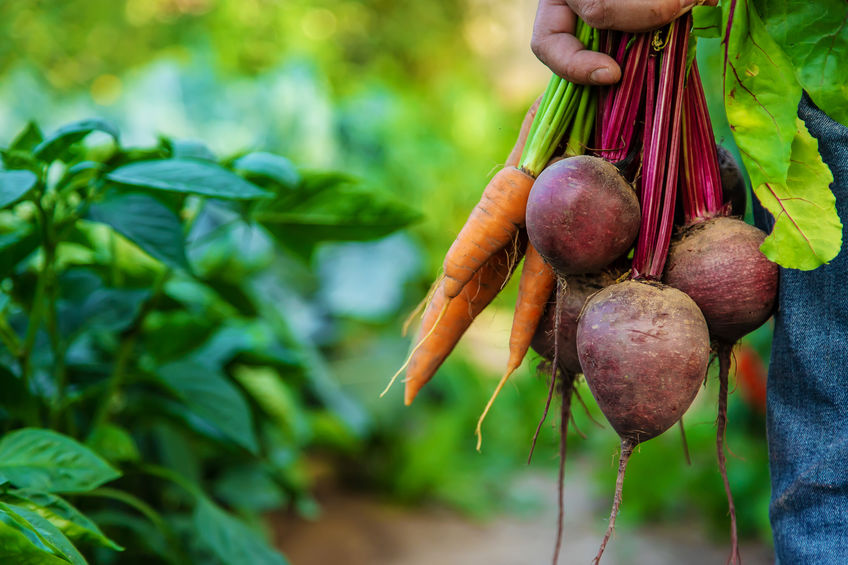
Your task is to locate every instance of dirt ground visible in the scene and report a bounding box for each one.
[270,471,774,565]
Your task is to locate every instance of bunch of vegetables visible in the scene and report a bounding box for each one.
[388,1,845,563]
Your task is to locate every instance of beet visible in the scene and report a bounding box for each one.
[531,274,614,374]
[717,146,747,217]
[526,155,640,276]
[576,280,710,444]
[664,216,778,343]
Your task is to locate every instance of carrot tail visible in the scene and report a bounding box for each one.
[475,367,517,452]
[402,273,445,337]
[717,342,741,565]
[593,439,635,565]
[381,300,449,398]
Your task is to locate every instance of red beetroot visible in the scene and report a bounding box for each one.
[664,216,778,343]
[526,156,640,277]
[576,280,710,444]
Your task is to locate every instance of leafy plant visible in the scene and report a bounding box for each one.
[0,118,418,563]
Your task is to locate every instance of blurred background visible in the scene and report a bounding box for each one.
[0,1,774,563]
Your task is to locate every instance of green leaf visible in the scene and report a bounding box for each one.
[85,424,141,464]
[691,5,722,38]
[0,170,38,208]
[87,192,190,270]
[723,0,842,268]
[34,119,119,163]
[157,361,259,454]
[255,171,420,258]
[0,502,87,565]
[10,122,44,153]
[0,429,121,493]
[233,152,300,189]
[0,513,68,565]
[193,496,289,565]
[0,227,40,278]
[107,159,271,200]
[756,0,848,128]
[8,491,124,552]
[168,140,217,162]
[756,119,842,269]
[723,0,800,188]
[55,162,104,193]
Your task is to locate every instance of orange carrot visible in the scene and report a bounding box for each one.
[403,233,528,406]
[442,166,536,299]
[506,96,542,168]
[475,243,556,449]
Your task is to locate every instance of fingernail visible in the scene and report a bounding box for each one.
[589,67,614,84]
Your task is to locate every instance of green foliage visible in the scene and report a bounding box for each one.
[719,0,843,269]
[0,118,419,563]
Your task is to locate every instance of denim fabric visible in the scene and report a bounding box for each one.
[759,93,848,564]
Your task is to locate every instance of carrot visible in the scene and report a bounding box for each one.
[506,96,542,168]
[441,166,536,299]
[403,232,528,406]
[475,243,556,449]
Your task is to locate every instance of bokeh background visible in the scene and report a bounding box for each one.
[0,1,774,563]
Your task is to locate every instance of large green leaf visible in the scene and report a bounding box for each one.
[255,171,420,257]
[193,496,289,565]
[9,122,44,153]
[157,361,259,454]
[0,170,38,209]
[756,119,842,268]
[0,429,120,493]
[756,0,848,128]
[87,192,189,270]
[723,0,842,268]
[0,502,87,565]
[0,227,40,277]
[233,152,300,189]
[34,119,119,163]
[8,491,123,552]
[0,514,67,565]
[107,159,271,200]
[85,424,140,465]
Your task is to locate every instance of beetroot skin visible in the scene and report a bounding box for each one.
[576,280,710,444]
[531,274,613,374]
[526,156,640,276]
[664,216,778,342]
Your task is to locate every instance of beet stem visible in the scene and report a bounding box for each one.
[593,439,635,565]
[717,342,741,565]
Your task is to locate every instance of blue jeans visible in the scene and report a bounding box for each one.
[755,93,848,563]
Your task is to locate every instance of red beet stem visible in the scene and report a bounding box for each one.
[717,342,741,565]
[632,15,691,279]
[680,62,724,224]
[553,372,576,565]
[593,439,635,565]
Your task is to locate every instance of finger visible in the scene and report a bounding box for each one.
[566,0,717,33]
[531,0,621,85]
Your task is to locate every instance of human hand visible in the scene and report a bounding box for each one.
[531,0,717,85]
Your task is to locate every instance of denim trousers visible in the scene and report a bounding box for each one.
[754,93,848,563]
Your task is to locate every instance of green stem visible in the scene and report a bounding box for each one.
[138,463,205,499]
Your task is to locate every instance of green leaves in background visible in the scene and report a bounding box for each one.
[0,170,38,208]
[756,0,848,129]
[34,119,119,163]
[193,496,289,565]
[722,0,842,269]
[157,361,259,454]
[234,152,300,190]
[107,159,271,200]
[255,171,420,258]
[0,429,120,494]
[88,192,190,271]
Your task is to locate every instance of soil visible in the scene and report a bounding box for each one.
[269,470,774,565]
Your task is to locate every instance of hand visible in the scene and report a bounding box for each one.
[531,0,717,85]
